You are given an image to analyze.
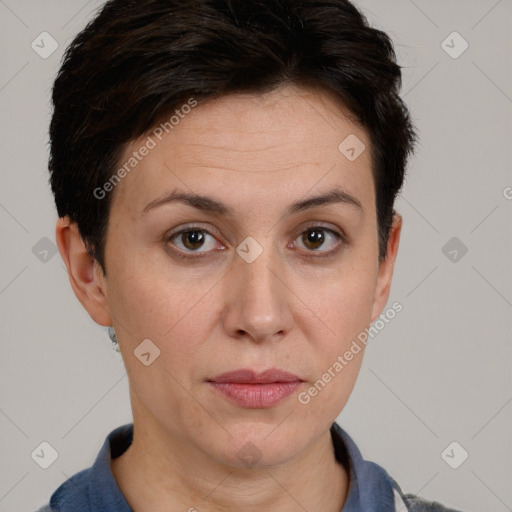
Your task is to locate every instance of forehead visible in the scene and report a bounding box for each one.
[111,84,374,217]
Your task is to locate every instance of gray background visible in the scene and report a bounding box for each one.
[0,1,511,511]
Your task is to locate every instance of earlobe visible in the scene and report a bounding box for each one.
[55,217,112,326]
[370,214,402,323]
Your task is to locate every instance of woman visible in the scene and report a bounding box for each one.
[36,0,463,510]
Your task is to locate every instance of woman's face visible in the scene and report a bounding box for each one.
[91,84,399,467]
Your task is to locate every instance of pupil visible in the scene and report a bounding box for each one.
[305,229,324,249]
[184,230,204,249]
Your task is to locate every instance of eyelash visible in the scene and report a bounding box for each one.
[165,223,346,261]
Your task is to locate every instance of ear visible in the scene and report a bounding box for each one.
[370,213,402,322]
[55,217,112,326]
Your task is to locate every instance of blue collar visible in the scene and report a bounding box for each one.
[331,422,401,511]
[49,422,404,511]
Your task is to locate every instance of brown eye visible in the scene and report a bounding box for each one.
[294,226,343,254]
[169,229,219,253]
[301,228,326,250]
[180,230,206,250]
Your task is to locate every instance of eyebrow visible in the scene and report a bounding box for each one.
[142,186,363,218]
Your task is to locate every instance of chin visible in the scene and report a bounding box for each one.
[204,420,311,469]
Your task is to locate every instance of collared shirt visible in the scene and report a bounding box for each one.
[35,422,462,512]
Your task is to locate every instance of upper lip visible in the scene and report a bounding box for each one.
[208,369,303,384]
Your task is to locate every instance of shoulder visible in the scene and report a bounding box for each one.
[390,474,464,512]
[403,493,465,512]
[32,423,134,512]
[34,467,93,512]
[390,473,465,512]
[330,423,466,512]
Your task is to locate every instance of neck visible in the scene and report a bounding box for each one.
[111,406,349,512]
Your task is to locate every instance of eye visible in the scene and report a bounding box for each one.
[167,227,222,255]
[165,223,345,260]
[292,225,344,255]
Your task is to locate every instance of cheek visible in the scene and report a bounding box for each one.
[107,257,217,369]
[293,271,375,417]
[296,259,377,345]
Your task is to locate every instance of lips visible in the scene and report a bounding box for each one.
[207,369,304,408]
[208,368,303,384]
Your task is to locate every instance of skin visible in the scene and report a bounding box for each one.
[56,83,401,512]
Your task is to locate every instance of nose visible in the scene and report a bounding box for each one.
[222,244,294,344]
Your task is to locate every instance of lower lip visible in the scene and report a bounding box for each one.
[208,382,302,408]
